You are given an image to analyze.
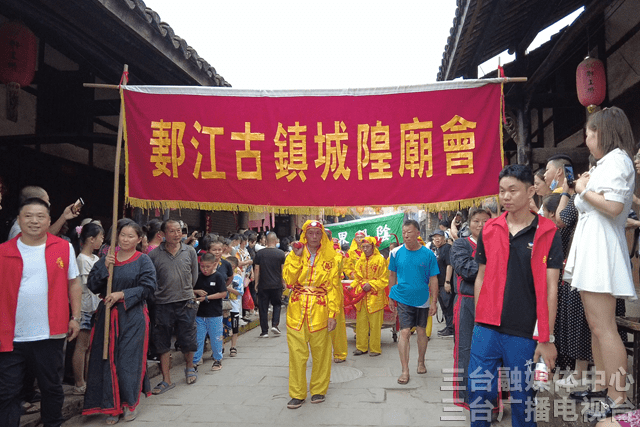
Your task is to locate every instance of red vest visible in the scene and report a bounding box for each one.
[0,233,71,352]
[475,212,557,342]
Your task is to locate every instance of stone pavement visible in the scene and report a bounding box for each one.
[24,299,640,427]
[62,315,481,427]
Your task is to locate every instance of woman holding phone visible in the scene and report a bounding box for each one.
[563,107,636,418]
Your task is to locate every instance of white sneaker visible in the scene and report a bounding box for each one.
[555,373,584,389]
[239,319,248,326]
[271,326,281,334]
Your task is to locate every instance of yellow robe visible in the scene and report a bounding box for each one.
[283,241,340,399]
[330,252,348,361]
[343,240,363,280]
[353,252,389,313]
[352,251,389,353]
[283,247,340,331]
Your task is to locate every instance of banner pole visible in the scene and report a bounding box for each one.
[103,64,128,359]
[83,77,528,92]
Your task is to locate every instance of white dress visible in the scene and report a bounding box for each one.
[564,148,637,298]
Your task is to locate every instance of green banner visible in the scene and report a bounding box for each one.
[325,212,404,250]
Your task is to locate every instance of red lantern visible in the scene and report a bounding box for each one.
[0,21,38,122]
[576,56,606,113]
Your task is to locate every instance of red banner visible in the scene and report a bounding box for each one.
[123,81,504,214]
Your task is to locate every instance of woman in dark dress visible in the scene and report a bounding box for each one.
[82,220,156,424]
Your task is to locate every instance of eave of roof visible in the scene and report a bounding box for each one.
[99,0,231,87]
[437,0,587,81]
[0,0,231,87]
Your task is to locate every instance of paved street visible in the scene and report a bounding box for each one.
[62,299,640,427]
[62,314,475,427]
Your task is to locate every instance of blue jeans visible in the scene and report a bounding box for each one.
[468,325,537,427]
[193,316,223,363]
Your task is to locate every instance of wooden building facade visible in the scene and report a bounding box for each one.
[0,0,230,238]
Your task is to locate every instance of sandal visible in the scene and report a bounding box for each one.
[417,365,427,374]
[22,401,40,415]
[185,367,198,385]
[397,374,410,385]
[334,358,346,363]
[230,347,237,357]
[123,407,138,422]
[72,385,86,395]
[106,415,120,425]
[151,381,175,395]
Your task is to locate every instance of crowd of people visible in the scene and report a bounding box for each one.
[2,106,640,426]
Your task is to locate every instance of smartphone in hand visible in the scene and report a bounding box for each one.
[563,165,575,188]
[72,198,84,214]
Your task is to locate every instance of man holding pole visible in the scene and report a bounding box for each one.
[0,197,82,427]
[283,220,340,409]
[148,219,199,394]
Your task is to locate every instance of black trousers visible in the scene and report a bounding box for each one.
[438,286,455,329]
[0,339,65,427]
[257,288,282,334]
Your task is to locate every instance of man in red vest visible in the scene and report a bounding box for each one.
[0,197,82,427]
[468,165,563,427]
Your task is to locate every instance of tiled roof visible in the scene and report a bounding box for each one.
[437,0,586,81]
[120,0,230,87]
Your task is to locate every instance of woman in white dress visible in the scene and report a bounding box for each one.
[563,107,636,415]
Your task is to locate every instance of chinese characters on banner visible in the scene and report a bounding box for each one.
[325,212,404,250]
[123,82,503,213]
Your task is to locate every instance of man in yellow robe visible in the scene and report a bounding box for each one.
[283,220,340,409]
[328,236,348,363]
[343,231,366,279]
[351,236,389,356]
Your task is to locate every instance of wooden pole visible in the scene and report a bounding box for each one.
[84,77,528,92]
[83,83,119,90]
[103,64,128,359]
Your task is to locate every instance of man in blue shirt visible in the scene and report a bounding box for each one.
[389,219,439,385]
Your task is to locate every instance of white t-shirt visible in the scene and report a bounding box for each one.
[77,253,101,313]
[14,239,79,342]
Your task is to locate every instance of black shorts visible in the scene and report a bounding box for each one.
[397,301,429,330]
[153,300,198,354]
[229,312,240,334]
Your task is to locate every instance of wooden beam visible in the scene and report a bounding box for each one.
[513,0,556,54]
[93,118,118,133]
[91,99,121,116]
[516,104,531,165]
[531,146,590,164]
[524,0,611,96]
[529,92,581,109]
[605,19,640,58]
[0,133,117,147]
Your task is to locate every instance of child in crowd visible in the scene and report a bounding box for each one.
[221,238,234,258]
[225,256,244,357]
[72,223,104,395]
[193,252,227,372]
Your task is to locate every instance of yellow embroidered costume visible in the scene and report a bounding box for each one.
[351,236,389,354]
[283,221,340,401]
[330,248,348,362]
[343,232,365,279]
